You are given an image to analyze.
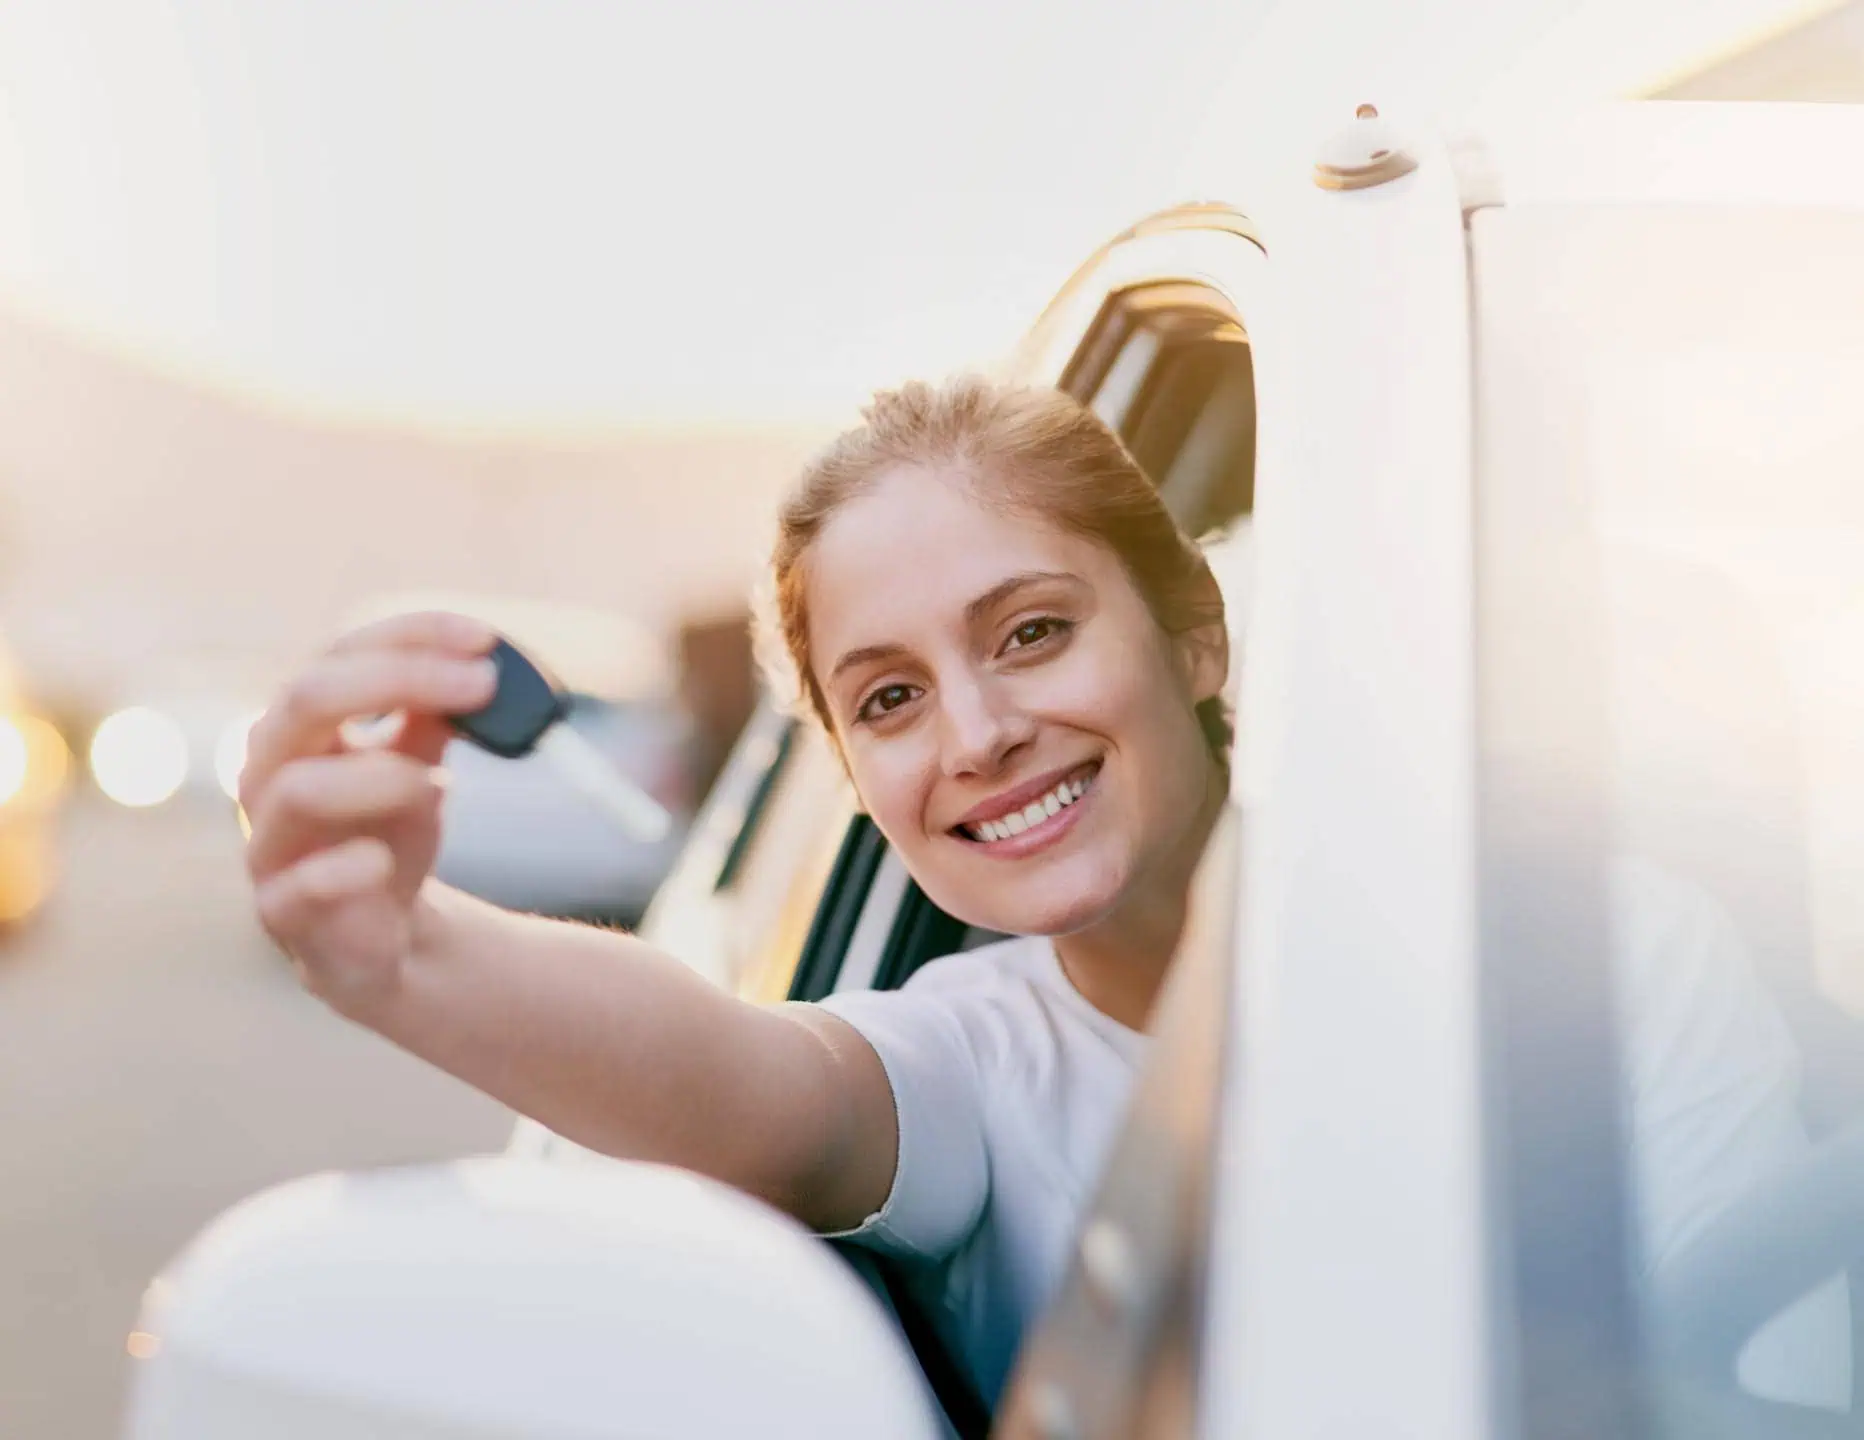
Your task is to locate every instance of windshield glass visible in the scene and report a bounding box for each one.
[1474,202,1864,1434]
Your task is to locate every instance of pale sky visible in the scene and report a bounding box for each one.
[0,0,1834,434]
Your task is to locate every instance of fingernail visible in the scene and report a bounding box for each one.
[341,712,407,749]
[427,765,453,791]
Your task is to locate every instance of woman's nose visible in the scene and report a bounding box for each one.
[938,678,1034,778]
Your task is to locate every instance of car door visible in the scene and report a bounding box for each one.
[1468,104,1864,1440]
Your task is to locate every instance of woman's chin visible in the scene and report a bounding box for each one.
[936,862,1127,940]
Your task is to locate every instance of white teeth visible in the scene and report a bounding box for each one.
[965,771,1097,844]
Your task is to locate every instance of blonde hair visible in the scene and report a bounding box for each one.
[762,375,1231,759]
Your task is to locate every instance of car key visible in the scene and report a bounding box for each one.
[446,636,673,843]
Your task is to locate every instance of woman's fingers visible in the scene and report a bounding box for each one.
[253,837,403,994]
[244,750,444,879]
[259,836,397,916]
[242,648,497,805]
[389,712,462,770]
[239,614,500,999]
[327,610,497,658]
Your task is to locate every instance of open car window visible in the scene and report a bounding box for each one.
[796,275,1259,1010]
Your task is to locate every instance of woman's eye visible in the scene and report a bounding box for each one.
[857,683,919,723]
[1004,617,1069,653]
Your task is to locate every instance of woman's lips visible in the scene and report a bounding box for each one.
[951,762,1100,859]
[951,760,1101,830]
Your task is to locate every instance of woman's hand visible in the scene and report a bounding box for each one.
[240,612,499,1012]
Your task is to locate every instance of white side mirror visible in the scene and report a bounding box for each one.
[122,1157,944,1440]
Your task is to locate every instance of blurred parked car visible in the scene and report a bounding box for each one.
[350,594,702,929]
[434,691,696,929]
[125,103,1864,1440]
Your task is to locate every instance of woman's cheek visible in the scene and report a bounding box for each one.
[1013,646,1113,724]
[851,739,937,842]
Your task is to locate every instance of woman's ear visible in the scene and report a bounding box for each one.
[1175,620,1230,706]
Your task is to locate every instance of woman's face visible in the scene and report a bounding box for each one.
[804,465,1226,938]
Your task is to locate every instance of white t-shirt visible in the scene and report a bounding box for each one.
[818,861,1850,1412]
[817,934,1145,1406]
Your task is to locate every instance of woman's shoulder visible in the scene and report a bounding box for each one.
[818,935,1059,1072]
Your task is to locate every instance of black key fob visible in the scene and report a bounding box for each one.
[448,637,566,758]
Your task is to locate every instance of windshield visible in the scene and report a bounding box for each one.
[1473,203,1864,1434]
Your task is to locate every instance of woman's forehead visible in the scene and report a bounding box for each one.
[804,466,1110,660]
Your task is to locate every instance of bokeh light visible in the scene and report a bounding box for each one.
[18,715,73,804]
[214,712,261,802]
[0,719,27,806]
[90,708,189,808]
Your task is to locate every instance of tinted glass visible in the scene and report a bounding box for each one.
[1065,284,1256,538]
[1474,205,1864,1434]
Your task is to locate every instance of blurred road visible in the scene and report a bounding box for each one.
[0,796,515,1440]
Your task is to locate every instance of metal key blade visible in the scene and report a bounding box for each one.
[535,724,673,844]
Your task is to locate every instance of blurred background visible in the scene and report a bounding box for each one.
[0,1,1858,1435]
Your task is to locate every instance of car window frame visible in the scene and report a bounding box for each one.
[1466,201,1647,1440]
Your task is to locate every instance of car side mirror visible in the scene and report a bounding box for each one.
[122,1157,945,1440]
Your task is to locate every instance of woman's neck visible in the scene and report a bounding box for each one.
[1052,759,1228,1032]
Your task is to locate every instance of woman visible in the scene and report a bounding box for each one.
[242,376,1232,1406]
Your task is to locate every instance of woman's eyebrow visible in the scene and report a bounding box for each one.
[826,572,1080,684]
[964,570,1080,625]
[828,642,907,684]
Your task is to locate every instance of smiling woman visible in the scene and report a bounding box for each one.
[236,374,1234,1418]
[767,378,1229,951]
[752,376,1233,1401]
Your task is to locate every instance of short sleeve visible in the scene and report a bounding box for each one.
[814,982,992,1263]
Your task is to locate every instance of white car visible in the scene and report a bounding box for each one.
[122,102,1864,1439]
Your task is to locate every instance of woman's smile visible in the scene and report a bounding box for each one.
[947,759,1102,857]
